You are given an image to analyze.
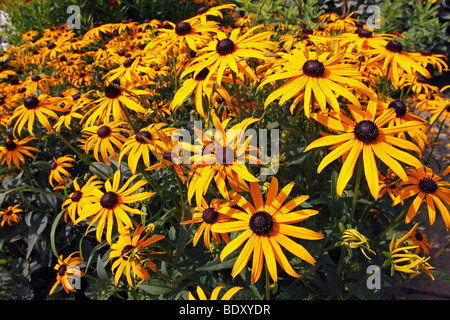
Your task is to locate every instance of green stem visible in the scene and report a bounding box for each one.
[380,63,391,101]
[426,118,446,165]
[231,70,244,120]
[349,155,364,225]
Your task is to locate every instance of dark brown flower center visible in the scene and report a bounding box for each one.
[104,82,122,99]
[354,120,379,143]
[50,161,58,170]
[31,75,41,82]
[24,96,40,109]
[135,130,152,143]
[416,76,429,84]
[47,42,56,50]
[302,60,325,78]
[71,190,83,202]
[388,100,407,117]
[162,151,172,162]
[72,94,81,100]
[217,146,234,164]
[418,178,437,193]
[197,6,209,15]
[420,49,432,56]
[216,39,235,56]
[121,245,134,260]
[249,211,273,236]
[100,191,119,209]
[386,40,403,53]
[202,208,219,224]
[415,232,423,241]
[4,210,12,216]
[57,264,67,276]
[97,126,112,138]
[5,141,17,151]
[194,68,209,81]
[123,58,135,68]
[357,29,372,38]
[175,22,192,36]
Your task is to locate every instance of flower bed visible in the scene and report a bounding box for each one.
[0,0,449,301]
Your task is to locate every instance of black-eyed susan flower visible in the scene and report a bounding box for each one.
[0,204,22,227]
[61,175,104,224]
[260,45,372,117]
[76,170,155,244]
[181,198,232,248]
[384,223,434,279]
[49,154,76,189]
[8,94,64,136]
[81,120,132,165]
[304,100,423,199]
[84,80,156,126]
[393,166,450,230]
[0,136,39,169]
[183,112,261,205]
[118,123,175,174]
[402,228,431,256]
[341,229,375,260]
[20,74,54,96]
[188,285,243,300]
[212,177,324,283]
[365,40,431,88]
[378,168,402,202]
[109,225,165,288]
[192,3,236,24]
[49,252,85,295]
[181,25,274,88]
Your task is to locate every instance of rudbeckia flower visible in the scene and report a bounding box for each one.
[393,166,450,230]
[118,123,176,174]
[0,136,39,169]
[341,229,375,260]
[182,112,261,205]
[378,168,402,202]
[81,120,132,165]
[84,80,156,126]
[61,175,104,224]
[402,228,431,256]
[49,252,85,295]
[189,285,243,300]
[191,3,236,24]
[8,94,65,137]
[109,225,165,288]
[0,204,22,227]
[76,170,155,244]
[365,40,431,88]
[20,74,54,95]
[49,154,75,189]
[181,25,274,88]
[260,45,372,117]
[212,177,324,283]
[304,100,423,199]
[384,223,434,280]
[181,198,232,248]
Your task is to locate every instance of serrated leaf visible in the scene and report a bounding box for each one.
[138,279,172,296]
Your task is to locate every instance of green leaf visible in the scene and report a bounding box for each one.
[197,252,239,271]
[50,208,66,259]
[429,269,450,282]
[25,214,49,259]
[138,279,172,296]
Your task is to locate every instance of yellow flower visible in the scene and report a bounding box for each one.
[0,204,22,227]
[189,285,243,300]
[49,154,76,189]
[341,229,375,260]
[49,252,85,295]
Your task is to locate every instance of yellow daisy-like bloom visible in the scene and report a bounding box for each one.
[118,123,175,174]
[402,228,431,256]
[341,229,375,260]
[0,204,22,227]
[81,120,132,165]
[83,80,156,127]
[104,55,156,88]
[378,168,402,202]
[338,27,393,55]
[260,45,372,117]
[191,3,236,24]
[410,49,448,74]
[304,100,423,199]
[0,136,39,169]
[393,166,450,230]
[49,252,85,295]
[181,198,232,248]
[386,223,434,280]
[365,40,431,88]
[8,94,64,137]
[109,225,165,288]
[20,74,54,96]
[61,175,104,224]
[181,25,274,88]
[212,177,324,283]
[147,18,220,55]
[182,113,261,205]
[76,170,155,244]
[49,154,76,189]
[188,285,243,300]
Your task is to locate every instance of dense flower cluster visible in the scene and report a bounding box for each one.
[0,1,448,300]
